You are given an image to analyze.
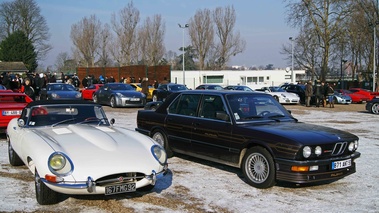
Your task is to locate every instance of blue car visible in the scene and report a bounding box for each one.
[40,83,82,100]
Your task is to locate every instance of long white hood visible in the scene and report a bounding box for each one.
[33,124,162,181]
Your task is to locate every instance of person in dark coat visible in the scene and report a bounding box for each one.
[313,80,323,107]
[20,78,35,100]
[141,77,149,97]
[305,80,313,107]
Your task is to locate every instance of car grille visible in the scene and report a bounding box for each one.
[319,142,349,159]
[95,172,146,186]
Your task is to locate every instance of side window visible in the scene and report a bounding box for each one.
[200,95,225,120]
[168,94,200,116]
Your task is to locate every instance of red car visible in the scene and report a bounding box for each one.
[81,84,103,100]
[335,89,369,103]
[0,92,33,132]
[349,88,379,101]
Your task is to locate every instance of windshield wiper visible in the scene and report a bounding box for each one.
[78,117,107,125]
[51,118,76,127]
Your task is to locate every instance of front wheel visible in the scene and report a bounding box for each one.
[371,102,379,114]
[110,96,116,108]
[242,147,276,189]
[151,130,173,157]
[35,169,60,205]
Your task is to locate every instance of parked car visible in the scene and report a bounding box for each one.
[349,88,379,101]
[93,83,146,108]
[335,89,369,103]
[151,83,188,102]
[195,84,224,90]
[136,90,360,189]
[224,85,255,92]
[0,92,33,132]
[40,83,82,100]
[130,83,155,100]
[7,100,168,205]
[81,84,103,100]
[255,86,300,104]
[280,84,308,104]
[333,90,352,104]
[365,97,379,114]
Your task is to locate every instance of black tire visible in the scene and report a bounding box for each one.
[7,136,24,166]
[35,169,60,205]
[92,94,98,103]
[242,147,276,189]
[371,102,379,114]
[151,129,173,157]
[138,184,155,191]
[110,96,116,108]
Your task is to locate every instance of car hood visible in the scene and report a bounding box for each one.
[32,125,160,179]
[238,122,357,145]
[113,90,143,96]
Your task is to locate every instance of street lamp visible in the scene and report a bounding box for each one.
[341,60,347,89]
[289,37,294,83]
[178,23,189,85]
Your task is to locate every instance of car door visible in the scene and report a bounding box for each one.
[164,94,200,152]
[190,94,235,162]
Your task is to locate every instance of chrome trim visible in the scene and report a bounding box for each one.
[332,142,347,156]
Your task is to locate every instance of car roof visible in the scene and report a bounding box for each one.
[175,89,270,96]
[25,100,99,108]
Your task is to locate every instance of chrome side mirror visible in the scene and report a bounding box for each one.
[17,118,25,127]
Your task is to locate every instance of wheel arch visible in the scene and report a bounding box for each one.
[238,141,276,168]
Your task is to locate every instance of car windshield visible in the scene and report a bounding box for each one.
[109,84,134,90]
[269,87,286,92]
[226,94,291,121]
[27,104,109,127]
[169,84,187,91]
[49,84,75,91]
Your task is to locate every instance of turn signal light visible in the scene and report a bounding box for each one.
[291,166,309,172]
[45,174,58,183]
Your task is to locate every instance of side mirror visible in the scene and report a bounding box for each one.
[110,118,115,125]
[17,118,25,127]
[287,110,292,114]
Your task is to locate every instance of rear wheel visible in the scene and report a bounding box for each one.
[35,169,60,205]
[242,147,276,189]
[7,136,24,166]
[151,130,173,157]
[371,102,379,114]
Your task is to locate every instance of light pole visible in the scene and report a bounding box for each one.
[341,60,347,89]
[178,23,189,85]
[289,37,294,83]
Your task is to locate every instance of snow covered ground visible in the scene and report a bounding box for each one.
[0,105,378,212]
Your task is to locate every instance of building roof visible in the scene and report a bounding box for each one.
[0,61,28,72]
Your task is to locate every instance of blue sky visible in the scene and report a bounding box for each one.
[36,0,297,69]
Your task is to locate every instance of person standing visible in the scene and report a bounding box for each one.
[305,80,313,107]
[326,83,335,108]
[314,80,323,107]
[20,78,35,100]
[141,77,149,97]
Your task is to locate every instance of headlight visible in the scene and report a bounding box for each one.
[349,140,359,151]
[315,146,322,156]
[75,93,82,98]
[303,146,311,158]
[52,93,58,98]
[151,145,167,165]
[48,152,73,176]
[116,92,125,97]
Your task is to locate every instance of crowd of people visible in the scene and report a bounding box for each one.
[305,80,335,108]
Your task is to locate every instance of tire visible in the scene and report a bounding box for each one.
[138,184,155,191]
[152,94,158,102]
[35,169,60,205]
[7,136,24,166]
[92,94,98,103]
[151,130,173,157]
[110,96,116,108]
[242,147,276,189]
[371,102,379,114]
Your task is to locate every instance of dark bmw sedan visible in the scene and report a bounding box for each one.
[136,90,360,188]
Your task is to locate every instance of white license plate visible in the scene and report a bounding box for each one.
[2,110,22,116]
[332,159,351,170]
[105,183,136,195]
[130,98,140,101]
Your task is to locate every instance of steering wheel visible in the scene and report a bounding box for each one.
[258,111,271,117]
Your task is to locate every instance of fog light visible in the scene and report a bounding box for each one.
[309,165,319,171]
[291,166,309,172]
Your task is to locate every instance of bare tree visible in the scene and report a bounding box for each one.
[110,1,140,66]
[54,52,77,72]
[70,14,101,67]
[97,23,112,67]
[0,0,51,60]
[212,5,246,70]
[188,8,214,70]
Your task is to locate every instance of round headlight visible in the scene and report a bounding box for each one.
[75,93,82,98]
[315,146,322,156]
[151,145,167,165]
[51,93,58,98]
[354,140,359,150]
[303,146,311,158]
[49,154,66,171]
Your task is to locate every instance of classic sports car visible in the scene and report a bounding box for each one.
[136,90,360,189]
[255,86,300,104]
[152,83,188,102]
[366,97,379,114]
[93,83,146,108]
[7,100,167,205]
[349,88,379,101]
[224,85,255,92]
[333,90,352,104]
[81,84,103,100]
[335,89,369,103]
[130,83,155,100]
[40,83,82,100]
[0,92,33,132]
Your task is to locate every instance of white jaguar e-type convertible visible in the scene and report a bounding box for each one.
[6,100,168,205]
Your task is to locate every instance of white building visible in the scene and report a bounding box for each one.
[170,69,306,90]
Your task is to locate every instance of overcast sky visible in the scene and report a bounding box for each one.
[36,0,297,69]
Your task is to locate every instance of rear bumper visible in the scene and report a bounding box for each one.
[275,152,360,183]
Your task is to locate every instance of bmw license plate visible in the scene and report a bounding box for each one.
[105,183,136,195]
[332,159,351,170]
[130,98,140,101]
[2,110,22,116]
